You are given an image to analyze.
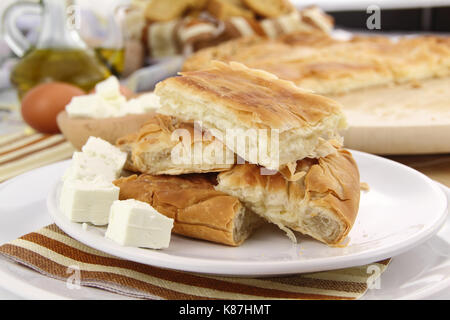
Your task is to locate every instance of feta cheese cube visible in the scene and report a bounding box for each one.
[105,199,174,249]
[95,76,123,101]
[63,152,119,182]
[126,92,161,112]
[66,94,104,118]
[65,76,159,119]
[81,137,127,174]
[59,137,128,225]
[60,179,120,226]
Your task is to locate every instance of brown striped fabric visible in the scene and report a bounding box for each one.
[0,131,75,182]
[0,225,390,300]
[0,134,51,156]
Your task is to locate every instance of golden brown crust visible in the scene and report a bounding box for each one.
[183,35,276,71]
[299,6,334,32]
[183,33,450,95]
[116,131,140,172]
[304,149,360,240]
[278,30,335,46]
[157,61,344,131]
[116,114,234,174]
[182,31,333,71]
[216,148,360,244]
[144,0,207,21]
[113,173,262,246]
[242,0,294,18]
[207,0,255,20]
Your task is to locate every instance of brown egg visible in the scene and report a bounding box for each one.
[21,82,85,134]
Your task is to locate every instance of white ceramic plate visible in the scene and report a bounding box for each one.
[0,160,449,299]
[47,150,448,277]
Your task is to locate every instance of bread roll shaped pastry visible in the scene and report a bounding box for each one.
[116,114,234,175]
[113,173,263,246]
[155,61,347,170]
[215,148,360,245]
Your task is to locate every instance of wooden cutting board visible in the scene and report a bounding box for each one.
[332,77,450,155]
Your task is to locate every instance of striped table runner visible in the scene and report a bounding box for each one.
[0,224,390,300]
[0,131,75,182]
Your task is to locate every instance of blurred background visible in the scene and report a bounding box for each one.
[300,1,450,32]
[1,0,449,87]
[1,0,449,135]
[1,0,449,92]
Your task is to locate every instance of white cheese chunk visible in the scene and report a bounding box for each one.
[81,136,127,175]
[60,179,120,226]
[95,76,124,101]
[115,93,160,117]
[129,92,161,112]
[60,137,127,225]
[63,152,118,182]
[63,137,127,182]
[105,199,174,249]
[66,76,157,119]
[95,77,127,113]
[66,94,124,118]
[65,94,106,119]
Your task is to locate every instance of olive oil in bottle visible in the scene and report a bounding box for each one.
[3,0,114,98]
[11,48,111,98]
[94,48,125,77]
